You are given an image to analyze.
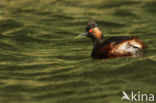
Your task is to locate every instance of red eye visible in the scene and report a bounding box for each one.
[89,30,92,32]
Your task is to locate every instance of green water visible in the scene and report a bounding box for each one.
[0,0,156,103]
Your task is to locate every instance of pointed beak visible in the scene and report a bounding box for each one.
[79,32,88,36]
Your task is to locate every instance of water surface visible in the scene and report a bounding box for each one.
[0,0,156,103]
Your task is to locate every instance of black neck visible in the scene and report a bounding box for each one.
[93,38,103,49]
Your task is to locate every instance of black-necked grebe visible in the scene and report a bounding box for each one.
[79,21,147,59]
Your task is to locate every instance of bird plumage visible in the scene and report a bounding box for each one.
[79,21,146,59]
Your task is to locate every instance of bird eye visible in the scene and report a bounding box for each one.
[89,29,92,32]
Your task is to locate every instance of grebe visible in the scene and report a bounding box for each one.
[79,21,146,59]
